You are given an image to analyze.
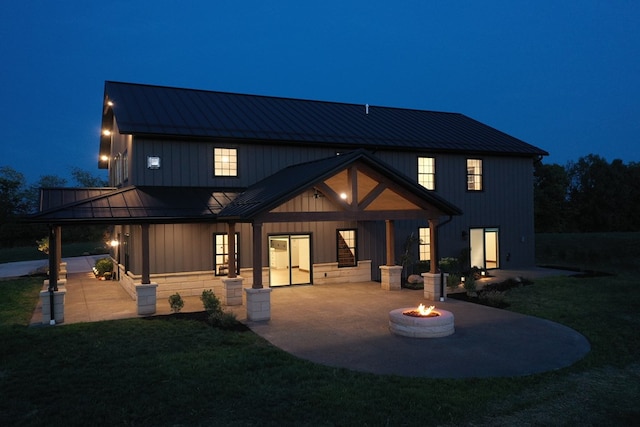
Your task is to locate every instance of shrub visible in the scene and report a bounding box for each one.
[94,257,113,276]
[413,260,431,275]
[479,290,507,308]
[168,293,184,313]
[446,273,460,289]
[463,274,477,296]
[209,311,238,329]
[438,257,459,273]
[200,289,222,316]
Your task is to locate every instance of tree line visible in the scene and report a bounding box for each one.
[0,166,108,248]
[534,154,640,232]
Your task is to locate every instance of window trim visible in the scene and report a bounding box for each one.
[336,228,357,268]
[418,227,431,262]
[214,147,238,177]
[466,158,484,192]
[418,156,436,190]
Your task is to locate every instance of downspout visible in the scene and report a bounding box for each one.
[436,215,454,301]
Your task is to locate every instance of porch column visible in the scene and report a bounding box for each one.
[227,222,236,278]
[221,222,243,306]
[380,219,402,290]
[136,223,157,315]
[251,222,263,288]
[429,218,439,274]
[385,219,395,266]
[245,221,272,321]
[422,218,444,301]
[141,223,150,284]
[48,225,58,292]
[41,224,67,324]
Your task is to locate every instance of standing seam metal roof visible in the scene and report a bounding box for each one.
[104,81,548,156]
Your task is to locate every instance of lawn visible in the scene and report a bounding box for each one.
[0,234,639,426]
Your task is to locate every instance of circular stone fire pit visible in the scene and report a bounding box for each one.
[389,307,455,338]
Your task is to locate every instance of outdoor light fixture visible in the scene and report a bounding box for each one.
[102,129,111,136]
[107,101,114,107]
[340,192,348,200]
[147,156,161,169]
[100,155,109,162]
[110,240,119,247]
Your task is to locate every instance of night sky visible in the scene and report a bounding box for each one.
[2,0,639,183]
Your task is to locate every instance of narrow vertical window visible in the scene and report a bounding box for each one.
[122,151,129,182]
[419,227,431,261]
[214,148,238,177]
[467,159,483,191]
[213,233,239,276]
[418,157,435,190]
[337,229,357,267]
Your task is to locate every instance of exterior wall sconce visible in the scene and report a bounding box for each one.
[147,156,161,169]
[102,129,112,136]
[100,155,109,162]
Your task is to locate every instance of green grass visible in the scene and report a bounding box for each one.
[0,234,638,425]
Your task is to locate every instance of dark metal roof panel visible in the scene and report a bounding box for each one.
[104,81,548,156]
[30,187,240,223]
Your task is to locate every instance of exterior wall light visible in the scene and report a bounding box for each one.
[102,129,111,136]
[100,155,109,162]
[147,156,161,169]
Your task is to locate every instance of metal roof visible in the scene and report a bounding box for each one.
[30,187,238,224]
[218,149,462,220]
[103,81,548,156]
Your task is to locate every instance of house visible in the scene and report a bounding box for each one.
[32,81,548,321]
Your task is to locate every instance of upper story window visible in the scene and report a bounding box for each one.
[418,157,435,190]
[122,151,129,183]
[337,229,357,267]
[467,159,483,191]
[418,227,431,261]
[214,148,237,177]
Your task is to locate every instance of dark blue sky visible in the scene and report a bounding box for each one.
[2,1,639,183]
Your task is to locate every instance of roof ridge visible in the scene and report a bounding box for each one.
[104,80,460,115]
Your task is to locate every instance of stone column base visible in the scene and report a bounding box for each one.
[244,287,272,321]
[40,286,67,325]
[221,276,243,306]
[380,265,403,291]
[136,283,158,315]
[422,272,448,301]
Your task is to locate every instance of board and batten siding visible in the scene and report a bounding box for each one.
[129,137,337,187]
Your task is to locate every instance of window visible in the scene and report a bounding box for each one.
[419,227,431,261]
[337,229,357,267]
[214,148,237,176]
[122,151,129,182]
[213,233,239,276]
[418,157,435,190]
[467,159,483,191]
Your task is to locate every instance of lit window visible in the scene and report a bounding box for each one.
[337,229,357,267]
[419,227,431,261]
[213,233,239,276]
[214,148,237,177]
[467,159,483,191]
[418,157,435,190]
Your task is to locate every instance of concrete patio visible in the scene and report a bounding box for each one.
[19,256,589,379]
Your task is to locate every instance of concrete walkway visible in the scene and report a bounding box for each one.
[6,256,589,378]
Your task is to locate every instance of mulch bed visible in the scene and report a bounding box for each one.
[141,310,250,332]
